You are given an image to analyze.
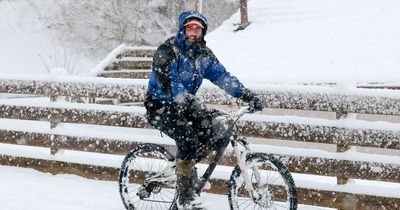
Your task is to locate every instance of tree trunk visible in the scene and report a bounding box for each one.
[239,0,249,29]
[195,0,203,13]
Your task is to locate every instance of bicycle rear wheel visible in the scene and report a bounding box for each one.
[228,153,297,210]
[119,144,177,210]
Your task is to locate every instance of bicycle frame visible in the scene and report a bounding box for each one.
[120,105,298,210]
[143,106,259,196]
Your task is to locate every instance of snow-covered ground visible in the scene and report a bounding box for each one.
[0,166,335,210]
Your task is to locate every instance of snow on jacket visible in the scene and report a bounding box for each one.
[147,11,245,105]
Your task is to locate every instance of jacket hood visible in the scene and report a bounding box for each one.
[178,11,208,34]
[176,11,208,52]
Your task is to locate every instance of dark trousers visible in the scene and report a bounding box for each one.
[145,96,229,161]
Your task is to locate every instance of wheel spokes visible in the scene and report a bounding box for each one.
[119,148,177,210]
[231,155,295,209]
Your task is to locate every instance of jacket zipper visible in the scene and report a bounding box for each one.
[192,56,201,94]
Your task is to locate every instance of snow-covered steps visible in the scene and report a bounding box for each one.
[117,46,156,58]
[103,58,152,70]
[97,69,151,79]
[91,44,155,79]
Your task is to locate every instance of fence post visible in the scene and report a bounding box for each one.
[336,112,350,186]
[49,95,59,129]
[88,96,96,104]
[336,111,354,210]
[50,135,59,155]
[49,95,61,155]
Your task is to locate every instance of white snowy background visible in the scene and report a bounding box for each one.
[1,0,400,209]
[206,0,400,85]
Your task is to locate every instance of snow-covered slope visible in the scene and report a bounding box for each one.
[207,0,400,84]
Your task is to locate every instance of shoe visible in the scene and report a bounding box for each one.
[177,195,207,210]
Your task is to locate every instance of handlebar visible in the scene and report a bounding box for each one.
[228,106,259,130]
[231,106,252,119]
[215,106,261,132]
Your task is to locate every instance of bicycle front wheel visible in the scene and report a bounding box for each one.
[118,143,177,210]
[228,153,297,210]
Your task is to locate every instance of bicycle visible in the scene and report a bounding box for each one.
[118,106,297,209]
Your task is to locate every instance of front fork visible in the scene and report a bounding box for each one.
[233,141,264,204]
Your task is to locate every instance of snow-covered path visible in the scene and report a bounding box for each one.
[0,166,333,210]
[0,166,122,210]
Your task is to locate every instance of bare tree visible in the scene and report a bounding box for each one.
[46,0,175,58]
[39,0,238,60]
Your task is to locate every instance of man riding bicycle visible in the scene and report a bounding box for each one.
[144,11,262,210]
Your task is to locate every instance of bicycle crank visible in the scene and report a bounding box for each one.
[137,182,162,199]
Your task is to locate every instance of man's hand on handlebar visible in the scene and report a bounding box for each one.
[240,88,263,113]
[248,95,262,113]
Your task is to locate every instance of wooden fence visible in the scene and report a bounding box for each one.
[0,76,399,209]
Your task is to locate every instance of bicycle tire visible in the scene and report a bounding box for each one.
[119,143,178,210]
[228,153,297,210]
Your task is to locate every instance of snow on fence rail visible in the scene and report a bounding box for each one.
[0,75,400,209]
[2,75,400,114]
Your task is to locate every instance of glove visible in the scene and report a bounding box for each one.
[240,88,263,113]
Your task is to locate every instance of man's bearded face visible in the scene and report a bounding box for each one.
[185,24,203,44]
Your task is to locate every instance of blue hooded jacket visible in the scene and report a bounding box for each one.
[147,11,245,105]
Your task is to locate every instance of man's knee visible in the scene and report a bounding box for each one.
[176,159,196,178]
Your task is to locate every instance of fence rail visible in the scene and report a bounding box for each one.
[2,77,400,112]
[0,75,399,209]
